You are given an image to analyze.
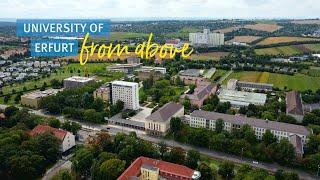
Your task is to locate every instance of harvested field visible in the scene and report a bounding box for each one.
[257,36,320,45]
[213,26,241,33]
[244,23,282,32]
[227,36,262,44]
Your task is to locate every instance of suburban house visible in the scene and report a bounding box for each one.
[29,125,76,153]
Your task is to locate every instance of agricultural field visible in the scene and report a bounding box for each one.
[166,26,201,38]
[301,67,320,77]
[227,36,262,44]
[255,46,301,55]
[109,32,149,41]
[243,23,282,32]
[257,36,320,45]
[223,71,320,91]
[190,52,229,61]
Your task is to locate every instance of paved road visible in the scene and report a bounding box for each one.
[42,160,72,180]
[0,104,318,180]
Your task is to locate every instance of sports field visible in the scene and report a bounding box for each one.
[223,71,320,91]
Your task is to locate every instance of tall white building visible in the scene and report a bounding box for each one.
[189,29,224,47]
[111,81,140,110]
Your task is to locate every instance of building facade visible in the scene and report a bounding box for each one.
[21,88,62,109]
[111,81,140,110]
[145,102,184,136]
[189,29,224,47]
[189,110,311,155]
[227,79,273,91]
[63,76,95,89]
[218,89,267,107]
[93,84,111,102]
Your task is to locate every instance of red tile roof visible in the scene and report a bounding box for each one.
[118,156,196,180]
[29,125,67,140]
[0,113,5,120]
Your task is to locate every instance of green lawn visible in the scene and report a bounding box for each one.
[211,69,228,82]
[224,71,320,91]
[303,44,320,52]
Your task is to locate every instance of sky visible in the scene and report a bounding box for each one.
[0,0,319,20]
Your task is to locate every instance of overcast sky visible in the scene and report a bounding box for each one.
[0,0,319,20]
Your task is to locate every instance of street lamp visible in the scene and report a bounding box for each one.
[317,164,320,177]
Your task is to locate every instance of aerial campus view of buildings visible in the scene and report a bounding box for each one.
[2,1,320,180]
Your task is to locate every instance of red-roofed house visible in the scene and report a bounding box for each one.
[118,156,201,180]
[29,125,76,152]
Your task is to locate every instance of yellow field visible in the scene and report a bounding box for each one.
[227,36,261,43]
[244,23,282,32]
[257,36,320,45]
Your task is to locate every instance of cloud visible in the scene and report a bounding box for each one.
[0,0,319,19]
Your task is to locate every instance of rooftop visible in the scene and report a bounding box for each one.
[286,91,304,116]
[118,156,200,180]
[29,125,68,140]
[179,69,202,77]
[218,89,267,106]
[21,88,62,99]
[111,80,139,87]
[191,110,311,136]
[64,76,94,82]
[181,82,216,101]
[146,102,183,122]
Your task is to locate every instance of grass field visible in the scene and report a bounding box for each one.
[211,69,228,82]
[190,52,229,61]
[257,36,320,45]
[301,67,320,77]
[223,71,320,91]
[0,63,124,102]
[109,32,149,41]
[166,26,201,38]
[255,43,320,55]
[255,46,301,55]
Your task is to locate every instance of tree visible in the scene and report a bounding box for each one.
[158,141,168,159]
[3,95,10,103]
[98,159,126,180]
[218,161,235,179]
[272,139,296,165]
[262,130,277,145]
[72,148,94,177]
[50,79,62,89]
[197,163,214,180]
[84,109,103,123]
[9,154,45,180]
[33,132,60,164]
[91,98,105,112]
[167,147,185,165]
[170,117,183,133]
[189,84,196,94]
[50,169,74,180]
[215,119,224,133]
[282,172,299,180]
[62,121,81,135]
[185,150,200,169]
[4,106,19,117]
[48,118,61,128]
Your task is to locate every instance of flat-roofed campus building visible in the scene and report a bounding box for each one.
[21,88,62,109]
[179,69,202,77]
[218,89,267,107]
[286,91,304,122]
[106,63,141,74]
[189,29,224,47]
[93,84,111,102]
[63,76,95,88]
[145,102,184,136]
[180,82,217,107]
[189,110,311,156]
[227,79,273,91]
[111,81,139,110]
[118,156,201,180]
[126,56,140,64]
[176,75,209,86]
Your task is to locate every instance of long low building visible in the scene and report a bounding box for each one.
[189,110,311,156]
[63,76,95,88]
[227,79,273,91]
[21,88,63,109]
[218,89,267,107]
[180,82,217,107]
